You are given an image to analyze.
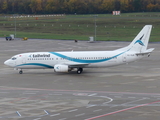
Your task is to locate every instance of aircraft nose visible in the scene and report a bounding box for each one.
[4,60,9,66]
[4,59,16,67]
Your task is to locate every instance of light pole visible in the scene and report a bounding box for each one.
[14,14,17,39]
[94,15,98,41]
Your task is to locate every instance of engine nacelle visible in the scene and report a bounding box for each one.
[54,64,69,73]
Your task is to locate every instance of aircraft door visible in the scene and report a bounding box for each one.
[122,53,127,62]
[22,55,26,64]
[16,54,26,65]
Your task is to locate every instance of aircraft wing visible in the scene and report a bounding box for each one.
[136,48,155,55]
[63,62,89,68]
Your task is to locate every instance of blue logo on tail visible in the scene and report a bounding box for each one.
[134,40,145,46]
[134,34,145,46]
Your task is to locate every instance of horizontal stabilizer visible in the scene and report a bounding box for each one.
[136,48,154,55]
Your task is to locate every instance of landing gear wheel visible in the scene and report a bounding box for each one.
[77,68,83,74]
[19,70,23,74]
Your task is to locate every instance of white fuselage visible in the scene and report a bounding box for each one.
[4,50,144,69]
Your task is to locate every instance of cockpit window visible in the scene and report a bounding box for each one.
[11,57,17,60]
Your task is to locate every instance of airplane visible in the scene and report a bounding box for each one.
[4,25,154,74]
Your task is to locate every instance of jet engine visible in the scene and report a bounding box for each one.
[54,64,69,73]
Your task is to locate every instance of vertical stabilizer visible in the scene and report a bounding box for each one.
[128,25,152,52]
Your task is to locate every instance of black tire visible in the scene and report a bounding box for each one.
[19,70,23,74]
[77,68,83,74]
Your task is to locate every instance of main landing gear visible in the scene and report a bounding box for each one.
[77,68,83,74]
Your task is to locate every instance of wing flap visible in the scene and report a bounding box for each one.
[63,62,89,68]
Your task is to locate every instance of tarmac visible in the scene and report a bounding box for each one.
[0,38,160,120]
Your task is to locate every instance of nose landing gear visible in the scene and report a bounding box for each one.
[19,69,23,74]
[14,68,23,74]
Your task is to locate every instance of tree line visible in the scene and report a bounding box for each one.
[0,0,160,14]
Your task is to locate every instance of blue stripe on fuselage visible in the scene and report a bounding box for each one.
[49,50,128,64]
[16,50,130,68]
[16,63,54,68]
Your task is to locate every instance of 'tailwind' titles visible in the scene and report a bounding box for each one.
[33,54,50,57]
